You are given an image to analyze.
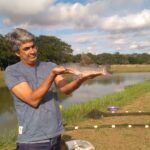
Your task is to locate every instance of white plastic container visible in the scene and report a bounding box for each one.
[65,139,95,150]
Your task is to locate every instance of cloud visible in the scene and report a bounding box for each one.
[101,9,150,31]
[0,0,52,16]
[0,0,106,29]
[113,38,127,45]
[1,0,150,33]
[72,32,101,44]
[72,43,98,55]
[129,41,150,50]
[129,44,139,49]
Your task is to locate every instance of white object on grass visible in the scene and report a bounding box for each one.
[65,139,95,150]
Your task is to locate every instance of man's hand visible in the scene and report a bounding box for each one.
[79,72,101,80]
[52,66,78,76]
[78,68,110,81]
[100,68,109,76]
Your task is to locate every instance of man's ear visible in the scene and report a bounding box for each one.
[15,51,20,57]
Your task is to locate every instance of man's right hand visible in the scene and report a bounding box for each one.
[52,66,66,75]
[52,66,75,75]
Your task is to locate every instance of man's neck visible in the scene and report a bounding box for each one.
[21,61,37,67]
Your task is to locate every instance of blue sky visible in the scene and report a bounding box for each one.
[0,0,150,54]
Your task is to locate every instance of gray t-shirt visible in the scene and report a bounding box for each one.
[5,61,64,143]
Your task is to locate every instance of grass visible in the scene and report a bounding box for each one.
[0,71,5,87]
[111,64,150,72]
[0,128,17,150]
[62,78,150,124]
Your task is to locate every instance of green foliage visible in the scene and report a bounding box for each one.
[36,35,73,64]
[80,53,93,65]
[72,54,81,63]
[96,53,114,64]
[1,32,150,69]
[0,34,19,70]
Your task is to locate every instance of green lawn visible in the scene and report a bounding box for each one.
[0,71,5,87]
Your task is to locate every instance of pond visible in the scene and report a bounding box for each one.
[1,72,150,130]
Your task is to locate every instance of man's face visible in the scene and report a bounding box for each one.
[16,41,38,66]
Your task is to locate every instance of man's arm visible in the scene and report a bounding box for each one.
[54,75,85,95]
[11,66,66,108]
[55,71,106,95]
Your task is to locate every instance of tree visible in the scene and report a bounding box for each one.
[0,34,18,70]
[36,35,73,64]
[80,53,93,65]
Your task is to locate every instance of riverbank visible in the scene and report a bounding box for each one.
[1,79,150,149]
[111,64,150,72]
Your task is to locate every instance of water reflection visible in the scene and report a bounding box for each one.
[86,74,124,85]
[62,72,150,107]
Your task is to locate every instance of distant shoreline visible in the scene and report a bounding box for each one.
[111,64,150,72]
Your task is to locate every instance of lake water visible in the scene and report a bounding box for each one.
[1,72,150,129]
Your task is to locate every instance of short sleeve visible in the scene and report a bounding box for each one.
[47,62,57,68]
[46,62,57,73]
[5,66,26,89]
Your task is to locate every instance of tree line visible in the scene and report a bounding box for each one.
[0,34,150,70]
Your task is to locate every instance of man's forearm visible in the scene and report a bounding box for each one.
[30,71,57,107]
[60,77,86,95]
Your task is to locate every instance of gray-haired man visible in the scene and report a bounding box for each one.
[5,28,106,150]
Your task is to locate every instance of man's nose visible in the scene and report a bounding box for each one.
[29,47,37,53]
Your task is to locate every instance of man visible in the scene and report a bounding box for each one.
[5,28,107,150]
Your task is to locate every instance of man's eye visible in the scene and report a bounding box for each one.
[23,47,30,51]
[23,45,36,51]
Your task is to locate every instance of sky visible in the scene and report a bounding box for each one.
[0,0,150,55]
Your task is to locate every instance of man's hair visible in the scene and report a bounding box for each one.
[5,28,35,52]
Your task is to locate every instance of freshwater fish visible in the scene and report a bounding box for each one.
[63,63,112,77]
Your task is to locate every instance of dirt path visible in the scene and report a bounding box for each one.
[63,92,150,150]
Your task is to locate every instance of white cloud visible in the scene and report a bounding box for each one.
[101,9,150,31]
[73,43,98,55]
[129,41,150,50]
[113,38,127,45]
[0,0,52,15]
[129,44,139,49]
[1,0,150,33]
[73,33,101,44]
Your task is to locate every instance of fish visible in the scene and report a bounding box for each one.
[63,63,112,76]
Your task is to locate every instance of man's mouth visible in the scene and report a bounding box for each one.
[30,56,37,60]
